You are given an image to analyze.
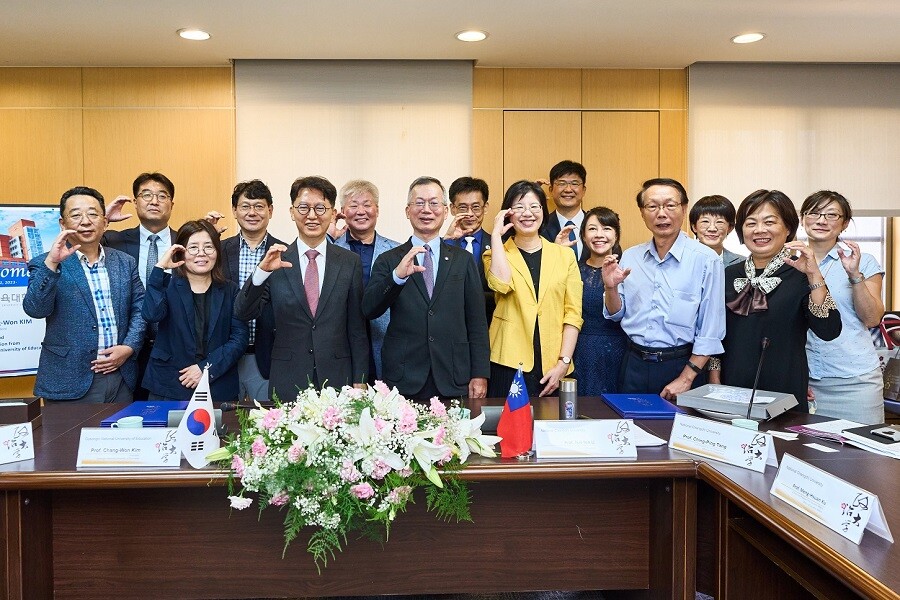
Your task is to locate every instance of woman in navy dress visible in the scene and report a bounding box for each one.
[571,207,627,395]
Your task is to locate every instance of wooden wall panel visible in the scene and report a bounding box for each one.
[0,109,84,203]
[473,68,503,109]
[660,110,688,186]
[503,111,581,212]
[472,109,504,223]
[82,67,233,108]
[83,109,236,231]
[504,69,581,109]
[582,111,660,250]
[0,68,81,107]
[659,69,687,110]
[582,69,660,109]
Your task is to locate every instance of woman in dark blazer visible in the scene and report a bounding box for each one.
[142,220,248,402]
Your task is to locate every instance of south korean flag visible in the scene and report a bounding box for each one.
[176,365,220,468]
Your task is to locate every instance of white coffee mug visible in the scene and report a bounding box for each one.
[111,416,144,428]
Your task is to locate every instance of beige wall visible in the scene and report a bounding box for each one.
[0,66,235,398]
[472,67,688,251]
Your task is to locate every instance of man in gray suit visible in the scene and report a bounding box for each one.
[331,179,398,380]
[24,186,145,402]
[363,176,490,401]
[689,194,746,268]
[234,176,369,401]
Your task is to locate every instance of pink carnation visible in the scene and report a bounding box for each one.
[351,482,375,500]
[398,467,413,477]
[374,417,388,433]
[322,406,343,430]
[287,442,305,463]
[269,492,290,506]
[373,380,391,396]
[229,495,253,510]
[340,459,362,482]
[261,408,284,430]
[434,424,446,446]
[439,447,453,464]
[429,397,447,418]
[397,403,418,433]
[387,485,412,504]
[231,454,246,478]
[370,459,391,479]
[251,436,267,457]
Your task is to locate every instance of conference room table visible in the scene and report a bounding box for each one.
[1,398,898,600]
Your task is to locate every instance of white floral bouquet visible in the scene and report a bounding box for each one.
[207,381,501,570]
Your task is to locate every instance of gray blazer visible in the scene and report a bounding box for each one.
[234,241,369,401]
[332,231,399,379]
[23,248,146,400]
[722,248,746,268]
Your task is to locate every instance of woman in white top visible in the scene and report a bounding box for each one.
[801,190,885,424]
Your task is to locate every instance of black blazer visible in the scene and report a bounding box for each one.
[104,226,178,264]
[363,240,490,398]
[221,233,284,379]
[234,242,369,402]
[540,211,590,262]
[444,228,495,321]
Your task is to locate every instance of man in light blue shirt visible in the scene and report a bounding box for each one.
[602,178,725,399]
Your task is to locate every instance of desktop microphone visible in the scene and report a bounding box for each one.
[745,337,771,420]
[219,401,242,412]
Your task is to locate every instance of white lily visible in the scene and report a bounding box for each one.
[453,412,502,461]
[345,407,405,469]
[409,433,449,488]
[288,421,327,463]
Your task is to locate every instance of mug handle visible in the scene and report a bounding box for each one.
[110,422,119,428]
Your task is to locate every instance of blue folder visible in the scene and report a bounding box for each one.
[601,393,684,420]
[100,401,188,427]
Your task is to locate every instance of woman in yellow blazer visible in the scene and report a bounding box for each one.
[483,180,583,398]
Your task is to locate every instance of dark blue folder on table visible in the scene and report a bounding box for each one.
[100,401,188,427]
[601,393,684,420]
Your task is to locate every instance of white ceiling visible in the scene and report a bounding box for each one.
[2,0,898,68]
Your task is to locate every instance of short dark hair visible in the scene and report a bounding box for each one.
[636,178,688,208]
[580,206,623,258]
[60,186,105,217]
[800,190,852,224]
[231,180,273,208]
[132,172,175,200]
[290,176,337,206]
[689,195,737,231]
[174,220,227,284]
[407,176,446,204]
[448,177,489,205]
[735,189,799,244]
[549,160,587,185]
[500,180,549,242]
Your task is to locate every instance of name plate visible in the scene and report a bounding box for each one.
[669,413,777,472]
[534,419,637,458]
[771,453,893,545]
[76,427,181,468]
[0,422,34,465]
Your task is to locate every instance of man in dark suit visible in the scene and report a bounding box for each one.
[24,186,145,402]
[103,172,178,399]
[539,160,590,262]
[363,176,490,401]
[445,176,495,321]
[221,180,285,402]
[234,176,369,401]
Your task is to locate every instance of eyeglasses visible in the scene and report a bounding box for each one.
[66,211,103,222]
[344,202,375,212]
[552,180,583,189]
[236,202,269,214]
[185,245,216,256]
[510,204,543,215]
[452,204,484,215]
[804,211,843,222]
[642,202,682,213]
[137,191,172,203]
[292,204,331,216]
[408,200,446,211]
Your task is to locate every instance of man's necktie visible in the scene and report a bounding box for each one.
[463,236,475,255]
[565,220,578,258]
[304,249,320,317]
[146,234,159,284]
[423,245,434,298]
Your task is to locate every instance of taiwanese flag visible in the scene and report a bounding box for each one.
[497,367,533,458]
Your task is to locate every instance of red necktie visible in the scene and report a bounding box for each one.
[304,249,320,316]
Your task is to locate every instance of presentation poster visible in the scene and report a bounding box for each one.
[0,204,58,378]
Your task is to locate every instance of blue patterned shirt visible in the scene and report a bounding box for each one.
[239,233,269,344]
[77,247,118,354]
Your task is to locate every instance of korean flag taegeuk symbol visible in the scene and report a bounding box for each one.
[176,365,220,468]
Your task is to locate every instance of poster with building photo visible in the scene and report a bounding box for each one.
[0,205,58,378]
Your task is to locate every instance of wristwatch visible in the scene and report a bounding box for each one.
[559,356,571,365]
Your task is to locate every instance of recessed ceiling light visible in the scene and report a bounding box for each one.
[177,28,211,41]
[456,30,488,42]
[731,33,765,44]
